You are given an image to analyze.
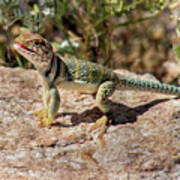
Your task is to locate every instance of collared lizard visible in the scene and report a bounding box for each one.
[13,32,180,128]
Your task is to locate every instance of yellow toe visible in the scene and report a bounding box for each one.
[40,117,53,127]
[33,108,48,119]
[90,115,108,132]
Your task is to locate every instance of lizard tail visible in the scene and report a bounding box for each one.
[117,75,180,95]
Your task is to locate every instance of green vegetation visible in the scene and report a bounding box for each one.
[0,0,179,78]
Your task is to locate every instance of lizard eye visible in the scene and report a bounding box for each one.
[34,41,46,47]
[40,41,46,46]
[34,41,40,46]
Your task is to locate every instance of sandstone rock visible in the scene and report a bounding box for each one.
[0,66,179,180]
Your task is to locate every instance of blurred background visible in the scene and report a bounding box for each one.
[0,0,180,83]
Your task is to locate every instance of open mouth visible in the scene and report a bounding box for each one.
[14,43,35,53]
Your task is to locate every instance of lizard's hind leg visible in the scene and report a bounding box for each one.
[90,81,115,131]
[96,81,115,113]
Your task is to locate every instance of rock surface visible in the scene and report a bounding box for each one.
[0,66,180,180]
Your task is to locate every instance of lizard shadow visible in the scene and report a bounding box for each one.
[53,98,170,127]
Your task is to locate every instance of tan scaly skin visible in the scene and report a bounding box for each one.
[14,32,180,130]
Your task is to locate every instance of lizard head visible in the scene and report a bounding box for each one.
[14,32,53,72]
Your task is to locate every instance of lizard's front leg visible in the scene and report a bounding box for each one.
[40,86,60,127]
[34,85,50,119]
[90,81,115,131]
[35,83,60,127]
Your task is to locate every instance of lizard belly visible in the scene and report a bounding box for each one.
[57,81,99,94]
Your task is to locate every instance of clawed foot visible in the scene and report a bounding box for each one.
[39,117,54,127]
[33,108,48,119]
[89,115,109,132]
[33,108,53,127]
[89,115,109,147]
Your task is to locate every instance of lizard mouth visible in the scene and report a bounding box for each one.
[14,43,35,53]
